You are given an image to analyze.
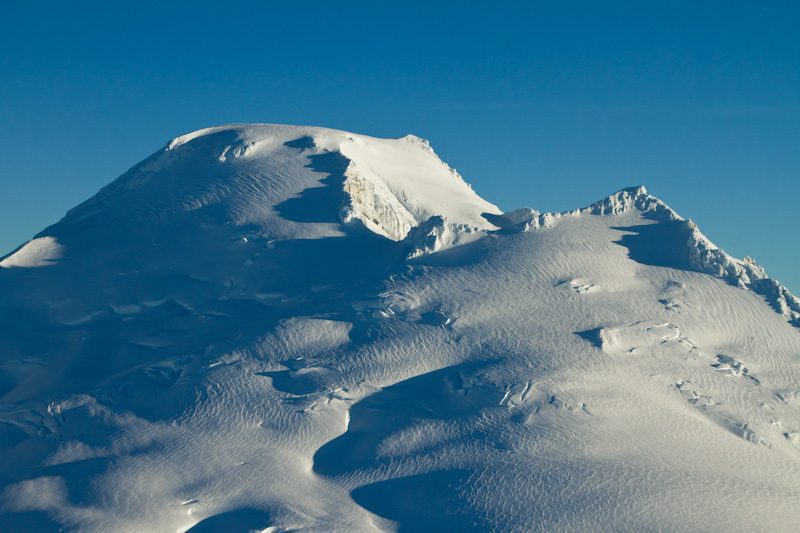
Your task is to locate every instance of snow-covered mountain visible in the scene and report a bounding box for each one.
[1,124,799,532]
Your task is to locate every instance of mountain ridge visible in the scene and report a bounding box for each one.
[1,124,799,532]
[42,124,499,243]
[3,124,798,328]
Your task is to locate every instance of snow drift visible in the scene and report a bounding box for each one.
[1,124,799,532]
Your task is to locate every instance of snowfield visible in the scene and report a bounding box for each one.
[1,124,799,532]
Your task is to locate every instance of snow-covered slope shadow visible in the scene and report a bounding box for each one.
[351,470,481,532]
[0,511,61,533]
[602,187,800,328]
[184,508,271,533]
[257,358,342,397]
[313,361,501,530]
[274,142,349,224]
[313,361,501,475]
[612,218,693,271]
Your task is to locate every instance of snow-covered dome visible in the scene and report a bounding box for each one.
[56,124,501,243]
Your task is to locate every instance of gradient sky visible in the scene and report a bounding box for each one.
[1,1,798,292]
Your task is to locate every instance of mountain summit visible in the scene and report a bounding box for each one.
[49,124,500,240]
[1,125,799,532]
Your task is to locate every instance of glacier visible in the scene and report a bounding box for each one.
[1,124,799,532]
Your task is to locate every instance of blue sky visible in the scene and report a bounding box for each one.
[1,1,798,291]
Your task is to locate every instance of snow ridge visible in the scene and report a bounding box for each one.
[335,130,500,241]
[43,126,799,327]
[490,185,800,327]
[3,124,800,532]
[586,188,800,326]
[496,185,680,232]
[581,185,680,219]
[592,188,800,327]
[685,222,800,326]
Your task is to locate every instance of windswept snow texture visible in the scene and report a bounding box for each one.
[1,124,799,532]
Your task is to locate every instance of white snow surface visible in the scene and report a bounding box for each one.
[0,236,64,268]
[61,124,499,244]
[1,124,800,532]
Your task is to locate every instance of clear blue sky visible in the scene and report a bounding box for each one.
[1,1,798,292]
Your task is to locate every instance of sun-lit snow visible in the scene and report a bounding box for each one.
[0,236,64,268]
[60,124,499,246]
[1,124,799,532]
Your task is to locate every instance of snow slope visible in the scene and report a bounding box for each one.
[1,124,799,532]
[54,124,499,242]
